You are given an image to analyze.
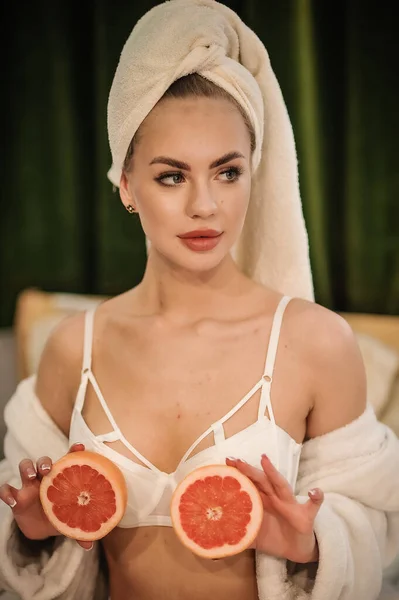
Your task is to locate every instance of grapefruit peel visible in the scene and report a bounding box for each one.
[171,464,263,559]
[39,450,127,541]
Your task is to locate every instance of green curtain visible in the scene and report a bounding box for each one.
[1,0,398,327]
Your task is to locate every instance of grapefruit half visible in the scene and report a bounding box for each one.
[40,450,127,541]
[171,464,263,559]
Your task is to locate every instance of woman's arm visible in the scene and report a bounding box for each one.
[34,312,85,436]
[233,302,399,599]
[290,304,399,599]
[304,304,367,439]
[0,314,105,600]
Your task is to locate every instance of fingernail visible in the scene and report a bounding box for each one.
[27,468,36,479]
[261,454,269,461]
[40,464,51,472]
[7,497,17,508]
[238,459,248,464]
[84,544,93,551]
[226,456,236,461]
[309,488,319,499]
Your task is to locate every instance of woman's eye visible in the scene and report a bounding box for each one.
[219,167,242,182]
[155,167,243,186]
[156,173,184,186]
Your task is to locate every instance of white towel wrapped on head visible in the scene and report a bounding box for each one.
[107,0,314,301]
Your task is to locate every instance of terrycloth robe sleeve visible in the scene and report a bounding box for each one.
[0,377,106,600]
[255,404,399,600]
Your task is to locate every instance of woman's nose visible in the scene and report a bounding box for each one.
[186,184,218,218]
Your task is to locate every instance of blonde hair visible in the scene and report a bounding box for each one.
[123,73,256,172]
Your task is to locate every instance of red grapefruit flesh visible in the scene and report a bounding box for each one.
[39,450,127,541]
[171,464,263,559]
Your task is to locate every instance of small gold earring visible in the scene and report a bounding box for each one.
[126,205,135,214]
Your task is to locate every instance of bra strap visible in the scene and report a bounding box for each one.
[262,296,292,381]
[258,296,292,470]
[74,308,96,414]
[82,307,96,373]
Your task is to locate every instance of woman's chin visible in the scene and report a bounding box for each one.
[175,256,227,274]
[146,238,237,275]
[167,251,231,275]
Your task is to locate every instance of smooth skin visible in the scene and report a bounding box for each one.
[0,96,366,600]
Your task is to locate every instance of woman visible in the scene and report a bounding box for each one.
[0,2,398,600]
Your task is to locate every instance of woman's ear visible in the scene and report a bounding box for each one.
[119,171,137,211]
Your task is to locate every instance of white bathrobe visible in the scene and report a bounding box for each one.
[1,376,398,600]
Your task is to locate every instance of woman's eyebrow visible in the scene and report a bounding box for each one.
[210,151,245,169]
[149,151,245,171]
[149,156,190,170]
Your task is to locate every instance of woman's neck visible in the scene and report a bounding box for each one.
[134,250,256,324]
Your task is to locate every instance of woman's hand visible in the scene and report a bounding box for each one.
[226,455,323,564]
[0,443,93,550]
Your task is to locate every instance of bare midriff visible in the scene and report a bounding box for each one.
[103,526,259,600]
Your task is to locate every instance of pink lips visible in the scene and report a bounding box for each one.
[178,229,223,252]
[178,229,222,239]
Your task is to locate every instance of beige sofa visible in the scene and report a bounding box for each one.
[0,289,398,599]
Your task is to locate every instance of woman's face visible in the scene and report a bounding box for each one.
[120,96,252,273]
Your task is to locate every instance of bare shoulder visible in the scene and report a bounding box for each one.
[285,297,355,352]
[34,312,86,437]
[287,298,367,439]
